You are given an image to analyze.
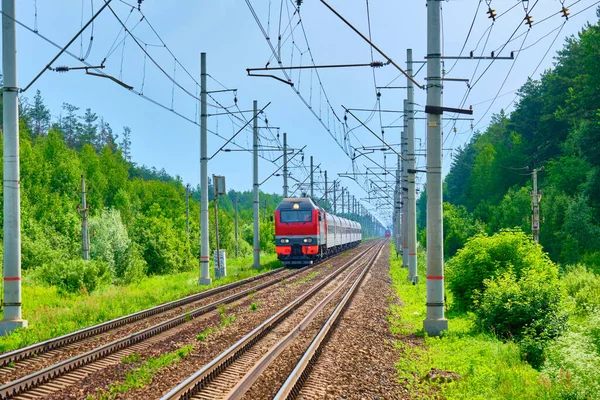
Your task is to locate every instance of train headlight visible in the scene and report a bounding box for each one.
[280,238,290,244]
[303,238,313,243]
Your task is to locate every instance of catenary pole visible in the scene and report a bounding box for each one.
[283,132,288,198]
[1,0,27,335]
[532,168,541,244]
[253,100,260,268]
[407,49,418,283]
[234,193,239,258]
[324,170,328,211]
[310,156,314,199]
[402,100,409,268]
[80,176,90,260]
[333,180,337,214]
[199,52,212,285]
[341,187,345,214]
[186,184,190,235]
[395,155,401,254]
[424,0,448,336]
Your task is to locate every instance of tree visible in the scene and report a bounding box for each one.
[77,108,98,150]
[60,103,81,147]
[28,90,51,138]
[120,126,132,162]
[97,118,118,151]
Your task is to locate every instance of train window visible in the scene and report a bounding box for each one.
[280,210,312,223]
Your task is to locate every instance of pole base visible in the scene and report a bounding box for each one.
[198,278,213,286]
[408,276,419,284]
[423,318,448,336]
[0,320,28,336]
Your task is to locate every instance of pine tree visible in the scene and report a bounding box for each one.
[120,126,132,161]
[78,108,98,150]
[97,118,118,151]
[28,90,51,138]
[61,102,81,148]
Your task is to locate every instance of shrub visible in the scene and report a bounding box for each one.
[543,314,600,400]
[561,265,600,315]
[446,230,556,311]
[33,259,112,293]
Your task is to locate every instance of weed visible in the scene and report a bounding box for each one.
[196,327,218,341]
[121,353,141,364]
[249,302,260,311]
[184,312,192,323]
[90,345,194,399]
[294,272,318,285]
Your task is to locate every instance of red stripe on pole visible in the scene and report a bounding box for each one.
[200,256,210,260]
[426,275,444,280]
[408,253,417,256]
[4,277,20,281]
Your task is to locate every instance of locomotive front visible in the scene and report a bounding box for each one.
[274,198,323,266]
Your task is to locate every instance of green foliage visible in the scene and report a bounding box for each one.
[443,202,485,258]
[473,269,566,367]
[389,244,561,399]
[32,259,112,293]
[447,231,556,311]
[543,313,600,400]
[561,265,600,315]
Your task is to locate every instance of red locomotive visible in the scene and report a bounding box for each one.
[385,229,391,239]
[274,197,361,266]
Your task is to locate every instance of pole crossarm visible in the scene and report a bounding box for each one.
[260,145,307,186]
[209,102,271,160]
[319,0,424,89]
[343,106,405,160]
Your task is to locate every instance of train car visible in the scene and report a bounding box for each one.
[385,229,391,239]
[274,197,361,266]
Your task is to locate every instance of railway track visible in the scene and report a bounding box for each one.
[161,240,384,400]
[0,244,365,399]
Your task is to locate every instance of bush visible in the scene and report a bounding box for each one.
[561,265,600,315]
[473,268,566,367]
[543,314,600,400]
[446,230,556,311]
[33,259,112,293]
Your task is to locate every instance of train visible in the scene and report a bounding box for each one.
[274,197,362,266]
[385,229,391,238]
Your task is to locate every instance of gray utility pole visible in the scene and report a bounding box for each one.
[347,191,351,217]
[186,184,190,235]
[213,185,221,276]
[199,52,212,286]
[310,156,314,199]
[324,170,328,211]
[402,100,409,268]
[79,176,90,260]
[1,0,27,335]
[407,49,418,283]
[234,193,239,258]
[531,168,542,244]
[333,180,337,214]
[341,187,345,214]
[253,100,260,268]
[283,132,289,198]
[424,0,448,336]
[395,155,402,254]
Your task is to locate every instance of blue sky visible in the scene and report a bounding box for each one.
[5,0,600,225]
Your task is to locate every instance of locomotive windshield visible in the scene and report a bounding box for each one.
[280,210,312,223]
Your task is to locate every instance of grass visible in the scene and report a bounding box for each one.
[90,345,194,399]
[293,271,319,285]
[196,304,237,342]
[389,245,562,399]
[0,255,281,354]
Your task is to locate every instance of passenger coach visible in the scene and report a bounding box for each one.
[274,197,361,266]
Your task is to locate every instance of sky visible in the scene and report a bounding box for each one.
[3,0,600,226]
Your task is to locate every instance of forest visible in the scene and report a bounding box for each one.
[0,88,285,293]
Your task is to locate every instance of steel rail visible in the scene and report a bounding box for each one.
[0,261,327,399]
[0,244,363,399]
[160,241,379,400]
[0,268,285,368]
[226,241,385,399]
[274,242,385,400]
